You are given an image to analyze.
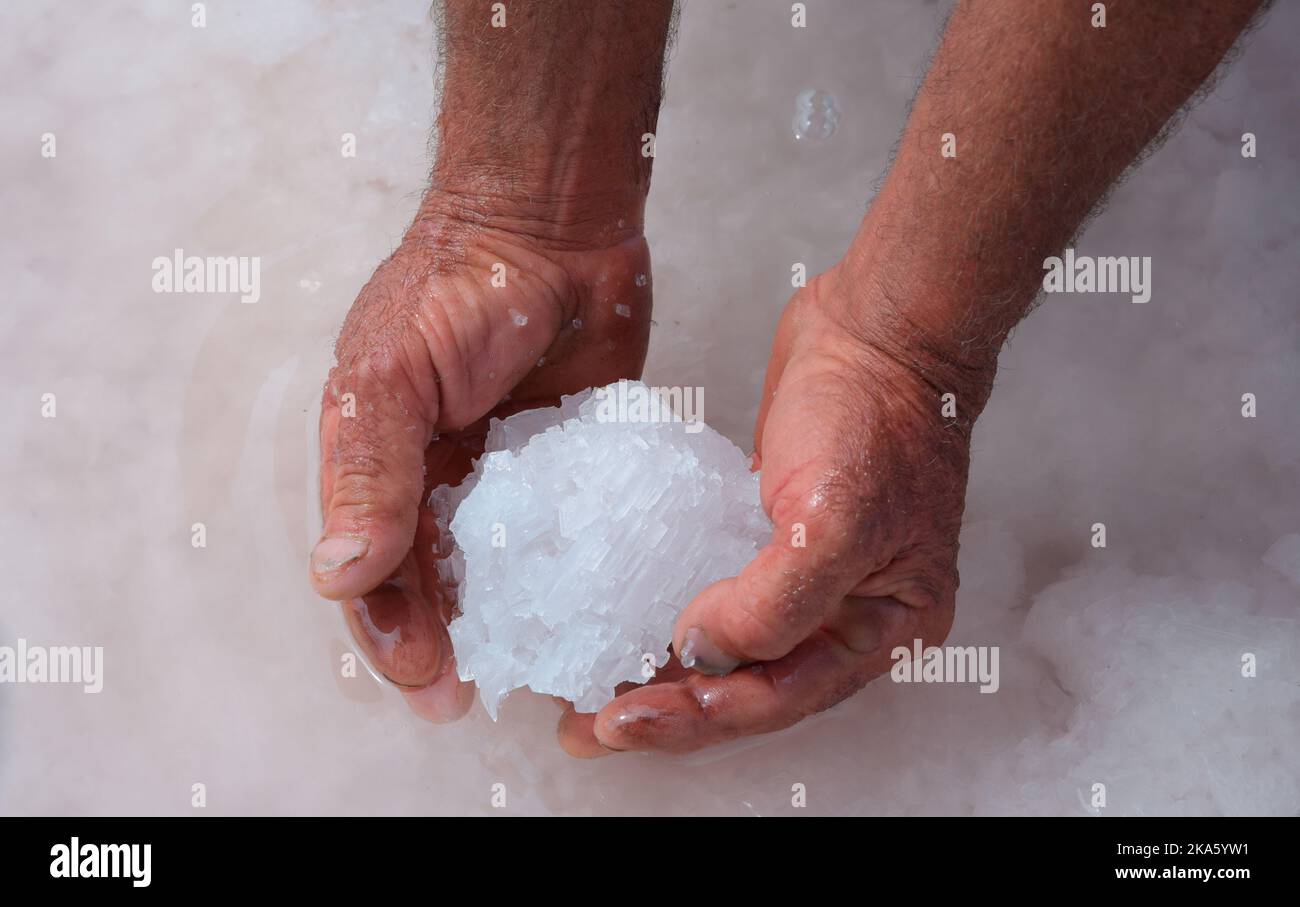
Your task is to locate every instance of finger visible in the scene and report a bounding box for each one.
[555,655,692,757]
[342,573,448,688]
[677,339,896,673]
[598,596,944,754]
[556,709,617,759]
[373,436,481,704]
[343,469,462,691]
[311,345,435,600]
[671,500,872,674]
[402,663,475,724]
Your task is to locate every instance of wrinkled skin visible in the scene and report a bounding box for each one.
[314,217,975,750]
[558,265,973,755]
[312,213,651,721]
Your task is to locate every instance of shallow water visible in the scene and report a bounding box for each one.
[1,0,1297,815]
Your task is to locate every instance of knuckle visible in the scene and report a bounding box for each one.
[329,456,403,521]
[326,340,407,410]
[721,597,794,661]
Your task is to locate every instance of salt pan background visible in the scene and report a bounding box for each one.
[0,0,1296,815]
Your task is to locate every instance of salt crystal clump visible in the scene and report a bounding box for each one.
[428,380,770,719]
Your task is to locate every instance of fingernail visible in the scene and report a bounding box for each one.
[596,704,665,751]
[560,709,626,758]
[311,535,369,574]
[678,627,740,676]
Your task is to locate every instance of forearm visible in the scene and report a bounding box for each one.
[423,0,677,246]
[843,0,1266,402]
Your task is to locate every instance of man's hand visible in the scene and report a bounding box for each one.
[308,0,674,720]
[558,264,979,754]
[312,203,652,720]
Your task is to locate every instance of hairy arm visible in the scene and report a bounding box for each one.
[312,1,677,710]
[847,0,1267,405]
[423,0,677,248]
[566,0,1273,756]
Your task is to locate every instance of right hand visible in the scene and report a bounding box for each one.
[310,196,652,722]
[559,263,992,755]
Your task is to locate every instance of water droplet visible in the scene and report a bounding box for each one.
[634,273,648,287]
[509,308,528,327]
[614,303,632,318]
[571,318,584,330]
[792,89,841,143]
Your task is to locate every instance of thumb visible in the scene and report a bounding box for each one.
[672,499,869,674]
[310,356,434,600]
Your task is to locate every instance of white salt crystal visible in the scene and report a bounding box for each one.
[430,380,770,718]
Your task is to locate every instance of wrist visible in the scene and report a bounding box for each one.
[825,253,1002,429]
[422,164,647,252]
[426,0,673,250]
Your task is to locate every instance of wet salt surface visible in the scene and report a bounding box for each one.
[1,0,1297,815]
[792,89,841,142]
